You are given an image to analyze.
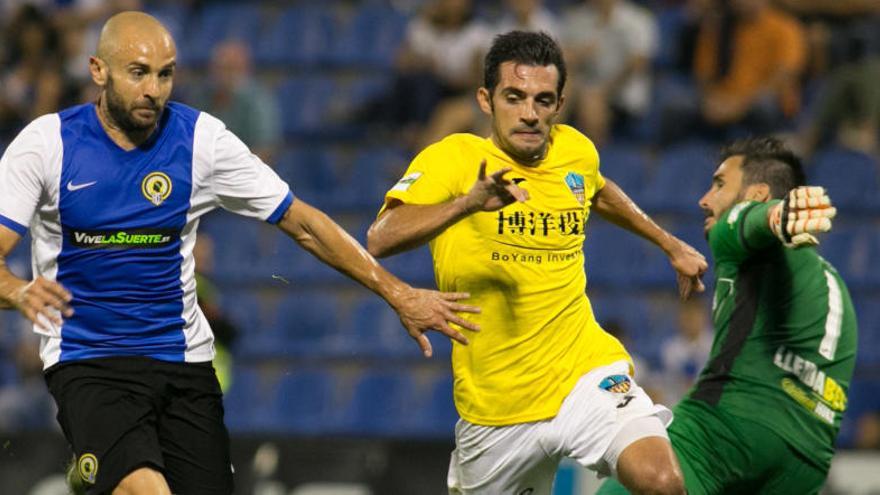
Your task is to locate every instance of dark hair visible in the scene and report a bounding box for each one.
[483,31,566,97]
[719,137,805,198]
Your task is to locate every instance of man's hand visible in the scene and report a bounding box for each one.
[389,288,480,358]
[463,160,529,213]
[8,277,73,332]
[666,238,708,300]
[769,186,836,248]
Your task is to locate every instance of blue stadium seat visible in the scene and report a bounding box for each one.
[642,141,716,213]
[598,144,649,200]
[198,212,281,282]
[331,5,408,69]
[264,369,336,434]
[277,76,336,138]
[338,371,416,436]
[273,292,342,356]
[380,247,436,287]
[652,6,687,71]
[853,295,880,366]
[343,146,409,210]
[256,6,336,67]
[277,76,338,138]
[223,366,264,431]
[409,373,457,438]
[275,147,341,207]
[344,298,412,357]
[818,224,874,290]
[808,147,880,213]
[183,4,261,66]
[837,376,880,448]
[583,221,642,288]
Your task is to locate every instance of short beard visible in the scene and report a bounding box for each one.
[104,75,160,133]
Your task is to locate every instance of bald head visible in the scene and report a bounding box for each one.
[90,11,178,141]
[97,11,175,64]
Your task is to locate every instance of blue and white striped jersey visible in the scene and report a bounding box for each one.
[0,102,293,368]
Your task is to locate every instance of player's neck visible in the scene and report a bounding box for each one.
[490,134,544,167]
[95,96,158,151]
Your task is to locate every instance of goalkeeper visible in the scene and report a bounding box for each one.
[598,137,857,495]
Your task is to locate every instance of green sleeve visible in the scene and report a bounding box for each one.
[708,200,780,263]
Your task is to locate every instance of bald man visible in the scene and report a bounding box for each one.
[0,11,478,495]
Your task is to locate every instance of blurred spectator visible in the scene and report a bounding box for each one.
[358,0,491,147]
[495,0,560,34]
[660,0,807,143]
[190,40,281,164]
[797,17,880,156]
[52,0,142,101]
[659,298,712,403]
[562,0,658,145]
[0,4,69,139]
[416,0,562,150]
[855,412,880,449]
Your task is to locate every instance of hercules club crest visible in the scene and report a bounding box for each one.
[142,172,172,206]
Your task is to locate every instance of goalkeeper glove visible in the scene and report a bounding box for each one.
[769,186,836,248]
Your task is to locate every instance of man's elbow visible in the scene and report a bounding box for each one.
[366,224,391,258]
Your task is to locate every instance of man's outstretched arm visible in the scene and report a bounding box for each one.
[367,160,528,258]
[592,179,708,299]
[277,198,480,358]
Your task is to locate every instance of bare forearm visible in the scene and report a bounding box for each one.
[367,198,473,258]
[593,180,677,254]
[0,230,25,309]
[278,199,409,303]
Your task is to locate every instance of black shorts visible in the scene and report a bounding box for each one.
[45,356,233,494]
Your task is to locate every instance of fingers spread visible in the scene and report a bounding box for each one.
[489,167,513,184]
[441,292,472,301]
[446,313,479,332]
[447,303,481,314]
[505,184,529,203]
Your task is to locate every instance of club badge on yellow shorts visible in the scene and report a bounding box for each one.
[142,172,172,206]
[78,453,98,484]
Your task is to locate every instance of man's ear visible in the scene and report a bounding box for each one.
[477,87,492,116]
[743,183,771,202]
[89,56,108,87]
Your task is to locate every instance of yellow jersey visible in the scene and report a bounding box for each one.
[382,125,631,426]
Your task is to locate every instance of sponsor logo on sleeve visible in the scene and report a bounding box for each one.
[391,172,423,192]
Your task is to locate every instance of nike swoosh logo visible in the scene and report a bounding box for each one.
[67,181,97,192]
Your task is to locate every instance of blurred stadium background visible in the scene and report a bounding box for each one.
[0,0,878,493]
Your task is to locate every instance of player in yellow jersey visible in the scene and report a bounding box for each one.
[368,31,707,495]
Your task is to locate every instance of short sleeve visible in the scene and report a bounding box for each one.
[380,139,462,215]
[0,115,56,235]
[209,121,292,223]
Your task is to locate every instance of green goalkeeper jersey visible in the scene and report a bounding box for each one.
[685,199,858,470]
